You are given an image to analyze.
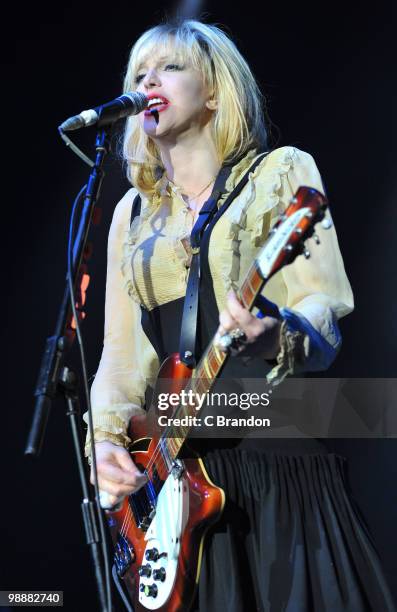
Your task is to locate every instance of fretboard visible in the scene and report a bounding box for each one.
[160,259,265,461]
[147,185,327,481]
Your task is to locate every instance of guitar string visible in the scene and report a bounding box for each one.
[120,438,171,537]
[120,271,253,537]
[120,344,224,538]
[139,198,321,480]
[120,258,285,537]
[120,173,242,537]
[120,279,272,538]
[123,433,185,537]
[137,252,264,479]
[119,349,222,538]
[141,351,222,475]
[120,503,134,537]
[120,450,170,537]
[119,448,169,537]
[118,201,322,537]
[120,506,129,535]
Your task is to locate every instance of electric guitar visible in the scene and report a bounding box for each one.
[105,186,330,611]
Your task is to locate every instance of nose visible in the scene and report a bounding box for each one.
[142,68,161,90]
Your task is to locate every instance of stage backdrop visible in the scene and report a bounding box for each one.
[4,2,396,610]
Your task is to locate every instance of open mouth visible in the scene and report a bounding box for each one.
[144,96,170,116]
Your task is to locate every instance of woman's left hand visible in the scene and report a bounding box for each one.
[216,290,282,361]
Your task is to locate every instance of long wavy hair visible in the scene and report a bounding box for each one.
[122,19,268,195]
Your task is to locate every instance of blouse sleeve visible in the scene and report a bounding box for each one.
[82,189,160,457]
[262,148,354,384]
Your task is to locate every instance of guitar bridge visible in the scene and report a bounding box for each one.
[114,533,135,577]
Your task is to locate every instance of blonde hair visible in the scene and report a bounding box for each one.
[122,19,267,195]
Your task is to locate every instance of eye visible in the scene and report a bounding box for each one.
[135,73,145,84]
[164,63,183,71]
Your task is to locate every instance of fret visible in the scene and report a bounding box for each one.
[203,356,214,379]
[140,186,327,515]
[240,262,263,310]
[210,346,224,370]
[251,261,263,288]
[192,378,203,396]
[194,376,206,394]
[199,377,211,396]
[170,438,184,454]
[168,437,179,457]
[239,282,252,309]
[212,344,225,365]
[208,350,220,372]
[166,442,175,458]
[241,271,256,305]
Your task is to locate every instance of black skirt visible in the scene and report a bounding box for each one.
[187,444,396,612]
[141,288,395,611]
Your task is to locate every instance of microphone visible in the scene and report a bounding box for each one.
[59,92,148,132]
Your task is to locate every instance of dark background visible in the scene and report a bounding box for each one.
[4,1,396,610]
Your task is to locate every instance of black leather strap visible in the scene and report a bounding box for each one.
[179,152,268,367]
[179,165,234,366]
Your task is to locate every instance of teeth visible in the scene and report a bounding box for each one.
[148,97,167,107]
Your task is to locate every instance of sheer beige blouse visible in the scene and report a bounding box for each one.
[83,146,354,456]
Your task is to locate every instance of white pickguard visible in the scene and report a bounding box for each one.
[138,472,189,609]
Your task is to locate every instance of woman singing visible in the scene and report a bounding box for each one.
[84,18,395,611]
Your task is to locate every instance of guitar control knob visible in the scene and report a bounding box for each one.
[140,583,158,598]
[321,217,333,230]
[312,233,320,244]
[138,564,152,578]
[153,567,166,582]
[145,547,159,562]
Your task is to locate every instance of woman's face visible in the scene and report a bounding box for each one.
[134,48,216,142]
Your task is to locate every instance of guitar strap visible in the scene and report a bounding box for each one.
[130,151,268,367]
[178,164,233,366]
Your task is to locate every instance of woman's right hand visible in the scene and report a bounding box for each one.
[90,440,147,508]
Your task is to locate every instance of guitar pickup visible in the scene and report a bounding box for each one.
[129,481,157,532]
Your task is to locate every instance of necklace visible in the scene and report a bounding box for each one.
[167,176,216,206]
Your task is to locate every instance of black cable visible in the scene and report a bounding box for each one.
[58,126,95,167]
[67,184,113,612]
[112,565,134,612]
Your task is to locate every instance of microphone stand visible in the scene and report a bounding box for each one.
[25,126,113,612]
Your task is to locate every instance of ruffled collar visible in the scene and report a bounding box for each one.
[217,149,260,207]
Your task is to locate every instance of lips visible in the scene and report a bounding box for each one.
[144,94,170,116]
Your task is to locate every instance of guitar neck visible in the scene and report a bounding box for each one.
[155,186,328,466]
[161,260,265,461]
